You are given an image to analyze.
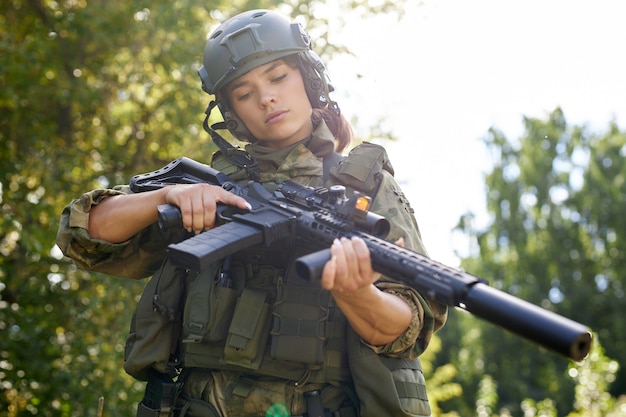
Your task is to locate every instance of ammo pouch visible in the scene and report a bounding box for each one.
[125,259,186,381]
[223,287,272,369]
[182,261,273,371]
[182,262,236,345]
[347,327,431,417]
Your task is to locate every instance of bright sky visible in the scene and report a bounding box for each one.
[327,0,626,267]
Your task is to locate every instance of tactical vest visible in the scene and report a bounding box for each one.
[124,142,432,416]
[182,244,350,381]
[179,143,392,384]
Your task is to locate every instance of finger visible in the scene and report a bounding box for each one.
[351,236,370,260]
[351,236,373,274]
[202,186,251,231]
[176,199,194,233]
[330,238,349,278]
[333,238,364,292]
[342,237,360,267]
[214,188,252,211]
[201,189,218,231]
[352,236,383,286]
[164,185,195,232]
[320,254,337,291]
[191,190,206,234]
[168,184,238,233]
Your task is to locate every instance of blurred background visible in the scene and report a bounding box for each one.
[1,1,624,416]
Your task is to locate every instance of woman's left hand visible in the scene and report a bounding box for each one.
[320,236,380,293]
[320,236,411,345]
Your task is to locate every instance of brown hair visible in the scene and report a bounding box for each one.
[312,107,353,153]
[283,54,353,153]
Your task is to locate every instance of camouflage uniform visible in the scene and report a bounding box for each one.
[57,121,447,416]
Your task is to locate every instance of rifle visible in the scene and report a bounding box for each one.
[131,157,592,361]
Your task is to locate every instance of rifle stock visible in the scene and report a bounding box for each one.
[131,157,593,361]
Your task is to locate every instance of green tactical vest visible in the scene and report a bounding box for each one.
[124,142,432,416]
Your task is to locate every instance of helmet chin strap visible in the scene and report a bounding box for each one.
[202,101,261,181]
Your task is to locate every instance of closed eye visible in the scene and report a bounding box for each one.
[271,73,288,83]
[235,91,251,101]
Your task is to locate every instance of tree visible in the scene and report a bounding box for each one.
[0,0,408,415]
[438,108,626,415]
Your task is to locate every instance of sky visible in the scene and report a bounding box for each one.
[326,0,626,267]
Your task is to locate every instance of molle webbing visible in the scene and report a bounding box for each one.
[380,357,429,402]
[271,284,334,365]
[183,342,351,384]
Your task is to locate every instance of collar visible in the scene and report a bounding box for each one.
[243,121,337,186]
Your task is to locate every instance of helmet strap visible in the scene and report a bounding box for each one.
[202,101,261,181]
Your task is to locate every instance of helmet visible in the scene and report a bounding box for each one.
[198,9,337,142]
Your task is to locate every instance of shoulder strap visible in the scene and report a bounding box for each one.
[323,151,345,182]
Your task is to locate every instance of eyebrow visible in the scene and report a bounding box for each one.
[228,61,285,93]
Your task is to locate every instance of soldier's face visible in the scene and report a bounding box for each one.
[226,59,313,149]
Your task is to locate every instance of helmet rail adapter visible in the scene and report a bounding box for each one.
[198,9,338,143]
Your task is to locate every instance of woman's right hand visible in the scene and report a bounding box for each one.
[164,183,251,234]
[89,183,250,243]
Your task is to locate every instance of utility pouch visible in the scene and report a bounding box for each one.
[124,259,186,381]
[270,285,331,365]
[330,142,394,195]
[347,326,431,417]
[182,262,237,344]
[223,288,271,369]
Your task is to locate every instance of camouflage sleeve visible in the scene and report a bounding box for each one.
[55,186,168,279]
[368,170,448,358]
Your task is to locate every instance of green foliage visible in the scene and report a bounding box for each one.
[421,335,463,417]
[0,1,406,415]
[5,0,621,415]
[441,108,626,416]
[567,336,621,417]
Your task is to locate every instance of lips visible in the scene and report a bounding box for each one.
[265,110,288,124]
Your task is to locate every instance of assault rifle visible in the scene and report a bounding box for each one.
[131,157,592,361]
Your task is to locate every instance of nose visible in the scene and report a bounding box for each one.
[258,86,276,107]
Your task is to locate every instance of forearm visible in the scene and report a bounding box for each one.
[333,284,412,346]
[88,187,168,243]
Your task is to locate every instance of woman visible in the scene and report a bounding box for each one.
[57,9,447,417]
